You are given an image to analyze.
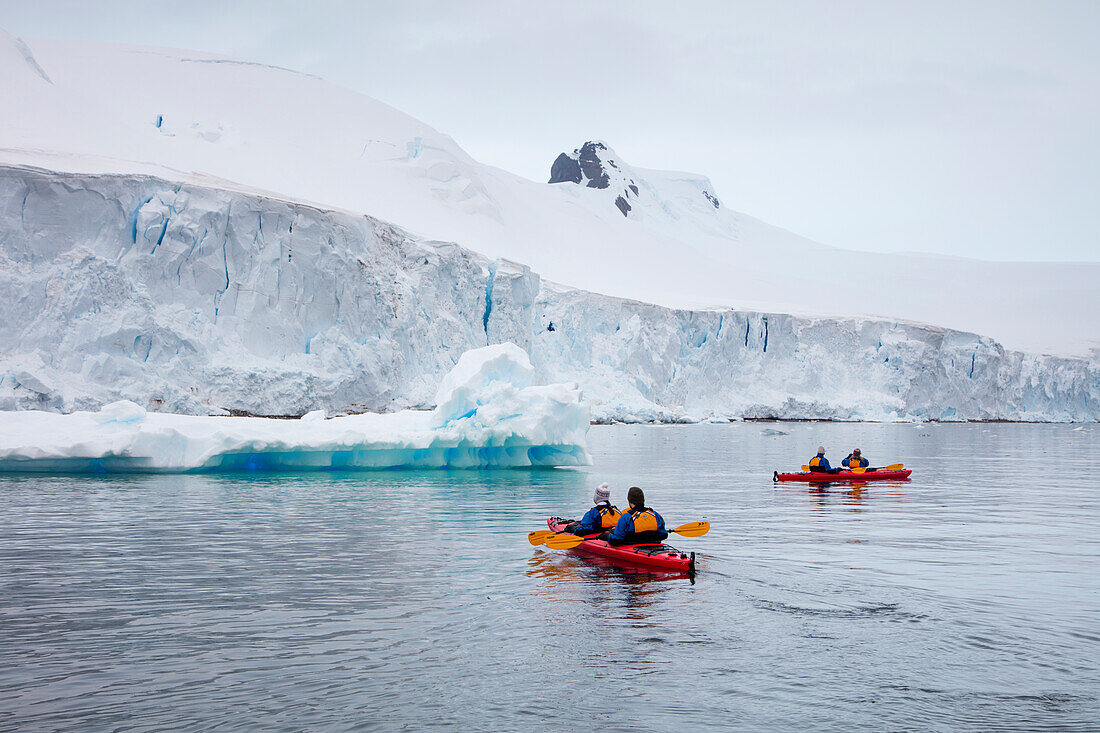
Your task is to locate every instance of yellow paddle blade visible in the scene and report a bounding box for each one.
[671,521,710,537]
[885,463,904,470]
[801,465,811,471]
[544,533,587,550]
[528,530,555,546]
[850,466,867,474]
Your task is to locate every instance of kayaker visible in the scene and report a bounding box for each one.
[808,446,835,473]
[606,486,668,546]
[566,483,621,535]
[842,448,869,468]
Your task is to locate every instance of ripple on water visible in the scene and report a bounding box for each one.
[0,423,1098,730]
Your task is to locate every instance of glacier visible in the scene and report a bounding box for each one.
[1,31,1097,424]
[1,165,1096,423]
[0,343,592,472]
[2,30,1097,358]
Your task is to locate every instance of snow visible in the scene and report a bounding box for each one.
[1,164,1095,423]
[0,344,592,472]
[0,31,1096,425]
[0,30,1096,358]
[433,342,534,422]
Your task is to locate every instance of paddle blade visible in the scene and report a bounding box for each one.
[801,465,811,471]
[885,463,904,470]
[671,521,710,537]
[850,467,867,474]
[528,530,554,546]
[544,533,586,550]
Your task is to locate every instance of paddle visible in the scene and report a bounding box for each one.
[529,526,613,546]
[543,521,710,550]
[530,528,602,546]
[850,463,904,474]
[528,529,558,545]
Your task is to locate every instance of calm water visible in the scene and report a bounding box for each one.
[1,422,1098,731]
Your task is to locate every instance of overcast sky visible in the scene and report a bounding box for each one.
[3,0,1098,261]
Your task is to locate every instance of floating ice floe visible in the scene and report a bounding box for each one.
[0,344,591,473]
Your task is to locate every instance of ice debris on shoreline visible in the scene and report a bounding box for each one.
[0,344,591,473]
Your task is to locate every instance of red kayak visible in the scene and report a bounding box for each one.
[773,469,912,482]
[545,518,695,573]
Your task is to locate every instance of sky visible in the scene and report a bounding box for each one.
[2,0,1097,262]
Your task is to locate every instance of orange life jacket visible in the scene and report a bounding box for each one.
[597,505,622,528]
[628,507,661,533]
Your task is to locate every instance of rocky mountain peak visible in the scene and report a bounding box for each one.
[548,141,639,217]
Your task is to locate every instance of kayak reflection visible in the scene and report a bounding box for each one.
[804,481,909,511]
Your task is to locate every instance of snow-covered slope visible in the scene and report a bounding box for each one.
[1,166,1095,422]
[2,30,1097,358]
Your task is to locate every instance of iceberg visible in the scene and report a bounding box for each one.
[0,344,592,473]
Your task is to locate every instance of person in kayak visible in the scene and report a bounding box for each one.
[841,448,869,468]
[606,486,668,546]
[808,446,836,473]
[565,483,622,535]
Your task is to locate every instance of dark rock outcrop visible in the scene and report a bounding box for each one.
[578,142,611,189]
[548,141,638,218]
[549,153,582,184]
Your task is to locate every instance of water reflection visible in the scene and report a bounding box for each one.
[526,548,694,629]
[526,549,693,585]
[800,481,910,512]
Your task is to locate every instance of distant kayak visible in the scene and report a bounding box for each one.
[545,518,695,572]
[773,469,912,482]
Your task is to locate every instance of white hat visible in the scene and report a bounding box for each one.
[817,446,826,454]
[593,482,611,504]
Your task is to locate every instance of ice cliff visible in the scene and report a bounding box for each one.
[1,165,1096,422]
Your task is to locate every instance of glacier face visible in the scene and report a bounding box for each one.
[0,165,493,416]
[1,165,1097,422]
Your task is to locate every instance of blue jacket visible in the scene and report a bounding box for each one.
[608,506,668,546]
[576,503,620,534]
[809,453,832,471]
[842,454,869,468]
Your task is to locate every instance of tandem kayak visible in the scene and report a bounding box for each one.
[546,518,696,573]
[773,469,912,482]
